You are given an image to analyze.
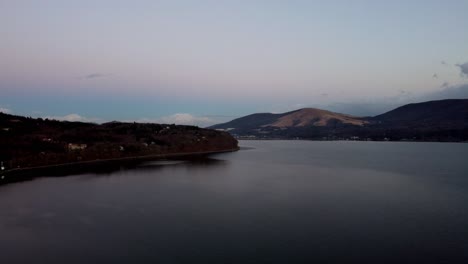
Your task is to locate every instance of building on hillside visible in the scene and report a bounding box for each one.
[68,143,87,151]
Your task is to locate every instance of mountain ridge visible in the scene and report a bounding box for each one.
[210,99,468,141]
[265,108,367,127]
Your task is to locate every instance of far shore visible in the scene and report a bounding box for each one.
[0,147,239,185]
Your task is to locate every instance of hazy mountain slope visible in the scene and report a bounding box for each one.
[210,108,365,130]
[267,108,367,127]
[373,99,468,128]
[210,111,296,130]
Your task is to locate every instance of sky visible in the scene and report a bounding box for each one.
[1,0,467,126]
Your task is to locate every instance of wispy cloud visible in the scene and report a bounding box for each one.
[80,73,110,80]
[456,62,468,77]
[424,83,468,100]
[325,83,468,116]
[0,107,12,114]
[44,114,102,123]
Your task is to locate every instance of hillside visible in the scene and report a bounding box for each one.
[373,99,468,129]
[211,108,366,130]
[211,112,292,130]
[211,99,468,141]
[267,108,367,127]
[0,113,238,172]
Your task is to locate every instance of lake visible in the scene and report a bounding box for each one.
[1,140,468,263]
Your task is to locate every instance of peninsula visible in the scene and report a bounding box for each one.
[0,113,238,182]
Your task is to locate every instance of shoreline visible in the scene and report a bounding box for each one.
[236,138,468,143]
[0,147,239,185]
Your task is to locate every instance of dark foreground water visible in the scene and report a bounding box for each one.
[1,141,468,263]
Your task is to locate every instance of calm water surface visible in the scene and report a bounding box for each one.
[1,141,468,263]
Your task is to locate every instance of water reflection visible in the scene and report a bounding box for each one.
[121,157,228,173]
[0,156,228,187]
[1,141,467,264]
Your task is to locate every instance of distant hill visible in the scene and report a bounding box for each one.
[372,99,468,129]
[211,112,291,130]
[264,108,367,127]
[210,99,468,141]
[211,108,367,130]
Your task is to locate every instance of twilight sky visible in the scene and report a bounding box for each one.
[1,0,467,126]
